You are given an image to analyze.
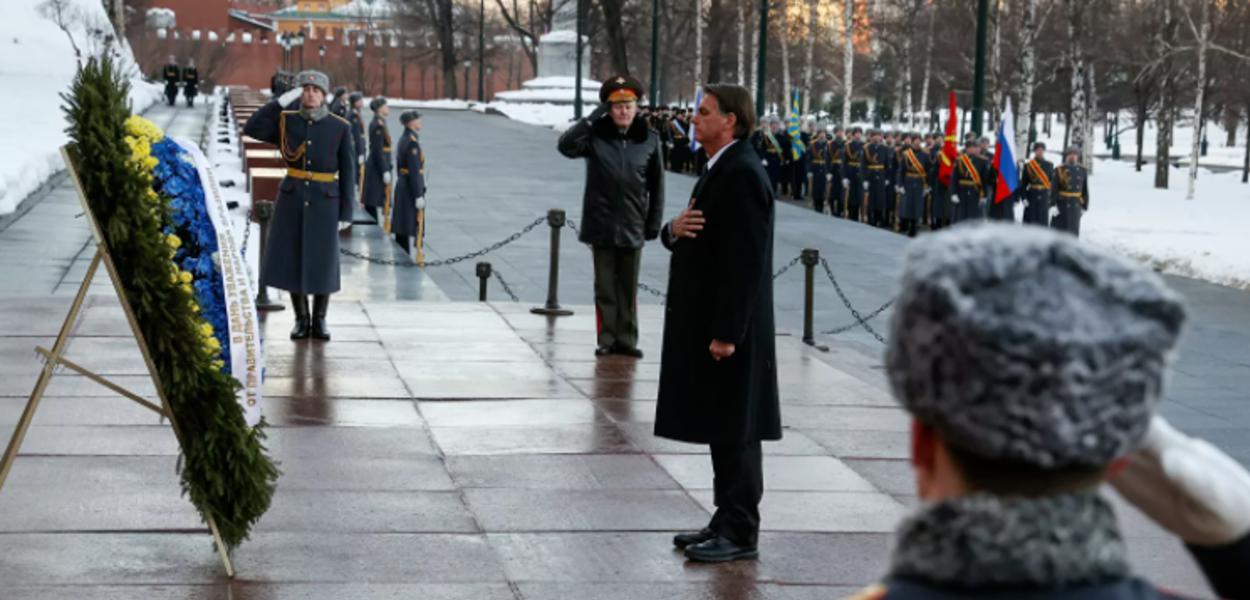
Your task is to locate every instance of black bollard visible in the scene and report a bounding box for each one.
[253,200,285,311]
[476,262,492,301]
[530,209,574,316]
[801,249,820,346]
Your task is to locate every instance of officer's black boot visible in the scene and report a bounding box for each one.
[311,294,331,341]
[290,293,311,340]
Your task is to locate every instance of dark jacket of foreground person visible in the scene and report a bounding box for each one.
[557,108,666,249]
[654,140,780,444]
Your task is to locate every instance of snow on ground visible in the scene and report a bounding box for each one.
[474,102,580,131]
[1083,158,1249,290]
[0,0,162,215]
[387,98,474,110]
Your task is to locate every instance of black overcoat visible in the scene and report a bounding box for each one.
[654,140,781,444]
[362,116,393,209]
[243,100,356,294]
[390,129,426,237]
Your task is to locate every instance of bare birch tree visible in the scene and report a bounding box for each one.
[803,0,818,113]
[1182,0,1212,200]
[841,0,854,124]
[737,0,746,85]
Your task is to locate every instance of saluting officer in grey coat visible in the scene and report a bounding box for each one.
[243,70,356,341]
[1051,147,1090,236]
[361,97,393,222]
[1019,142,1055,226]
[390,111,426,254]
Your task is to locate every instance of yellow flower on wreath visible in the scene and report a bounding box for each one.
[125,115,165,144]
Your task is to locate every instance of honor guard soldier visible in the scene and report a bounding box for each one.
[558,74,665,358]
[181,60,199,107]
[669,110,691,173]
[951,139,989,223]
[1020,142,1055,226]
[808,129,831,213]
[328,86,350,120]
[789,119,812,200]
[843,127,866,222]
[750,119,786,195]
[828,127,846,217]
[926,134,950,230]
[361,97,393,223]
[864,129,890,228]
[243,69,356,341]
[389,111,427,255]
[347,92,367,191]
[1051,147,1089,236]
[897,134,929,237]
[882,131,900,229]
[162,56,180,106]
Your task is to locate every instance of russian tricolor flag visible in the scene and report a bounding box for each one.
[992,98,1020,204]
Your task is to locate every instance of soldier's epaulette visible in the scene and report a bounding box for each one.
[842,583,887,600]
[329,113,351,127]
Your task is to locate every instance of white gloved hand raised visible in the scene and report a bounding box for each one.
[950,194,960,204]
[826,174,833,181]
[1049,205,1060,219]
[862,181,869,190]
[383,171,393,185]
[415,196,426,210]
[761,159,768,166]
[1111,416,1250,546]
[896,185,904,195]
[278,87,303,107]
[841,178,849,188]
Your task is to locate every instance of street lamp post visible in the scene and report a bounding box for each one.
[574,0,584,119]
[356,42,365,93]
[463,60,471,101]
[478,0,486,102]
[970,0,990,136]
[486,66,493,98]
[649,0,659,104]
[755,0,768,117]
[319,44,326,64]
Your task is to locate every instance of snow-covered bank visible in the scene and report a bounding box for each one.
[0,0,162,215]
[387,98,474,111]
[473,102,579,131]
[1084,159,1249,289]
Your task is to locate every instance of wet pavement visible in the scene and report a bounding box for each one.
[0,101,1237,598]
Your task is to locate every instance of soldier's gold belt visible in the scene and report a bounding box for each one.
[867,165,885,170]
[1059,191,1082,198]
[398,168,425,175]
[906,173,925,179]
[1028,185,1049,190]
[958,179,977,185]
[287,168,337,183]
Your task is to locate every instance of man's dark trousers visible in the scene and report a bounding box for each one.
[709,441,763,547]
[592,246,642,350]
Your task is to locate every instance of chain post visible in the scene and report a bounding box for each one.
[530,209,574,316]
[476,262,492,302]
[800,249,820,346]
[252,200,284,311]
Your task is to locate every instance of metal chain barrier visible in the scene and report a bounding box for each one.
[340,216,547,268]
[491,269,520,302]
[818,257,891,344]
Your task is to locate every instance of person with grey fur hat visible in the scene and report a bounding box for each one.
[843,224,1250,600]
[361,97,393,222]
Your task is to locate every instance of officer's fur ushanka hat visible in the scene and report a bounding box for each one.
[884,224,1186,469]
[294,70,330,95]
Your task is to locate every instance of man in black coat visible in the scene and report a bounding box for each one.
[843,127,866,222]
[361,97,393,223]
[162,56,180,107]
[348,92,367,192]
[656,83,779,564]
[243,70,355,341]
[557,75,665,358]
[181,60,198,107]
[951,139,989,223]
[1019,142,1055,226]
[389,110,426,255]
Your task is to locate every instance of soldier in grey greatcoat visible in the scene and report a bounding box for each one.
[389,111,426,254]
[348,92,367,194]
[1051,147,1089,237]
[243,70,355,341]
[361,97,393,222]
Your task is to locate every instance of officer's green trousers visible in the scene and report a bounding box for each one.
[592,246,642,350]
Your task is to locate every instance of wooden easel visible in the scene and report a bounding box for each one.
[0,146,236,578]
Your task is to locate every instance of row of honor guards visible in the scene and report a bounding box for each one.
[243,70,428,342]
[751,123,1091,238]
[161,56,199,107]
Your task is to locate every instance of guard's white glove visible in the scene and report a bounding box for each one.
[979,198,987,207]
[950,194,960,204]
[862,181,869,190]
[278,87,302,107]
[896,186,904,195]
[826,174,833,181]
[416,196,426,210]
[1022,200,1030,208]
[761,159,768,166]
[1049,205,1060,219]
[1111,416,1250,546]
[383,171,393,185]
[841,178,849,188]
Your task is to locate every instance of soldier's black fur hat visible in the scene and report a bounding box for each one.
[400,110,421,124]
[1033,142,1047,151]
[348,92,363,105]
[333,86,348,98]
[369,97,387,111]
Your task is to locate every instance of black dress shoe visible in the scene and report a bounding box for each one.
[289,317,311,340]
[614,345,644,359]
[594,345,613,357]
[684,536,758,563]
[672,528,716,549]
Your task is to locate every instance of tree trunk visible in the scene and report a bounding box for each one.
[841,0,854,125]
[1065,0,1089,170]
[1243,102,1249,183]
[1185,0,1209,200]
[749,0,757,96]
[780,0,791,110]
[919,1,934,129]
[1086,62,1097,173]
[803,0,817,114]
[1134,94,1147,172]
[1016,0,1037,154]
[990,0,1003,128]
[708,0,725,82]
[1156,107,1173,189]
[599,0,632,75]
[730,0,740,85]
[428,0,459,100]
[695,0,704,87]
[1225,109,1238,147]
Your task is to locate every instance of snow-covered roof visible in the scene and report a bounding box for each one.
[332,0,398,18]
[228,9,276,31]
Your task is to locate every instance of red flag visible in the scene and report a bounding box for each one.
[937,91,959,187]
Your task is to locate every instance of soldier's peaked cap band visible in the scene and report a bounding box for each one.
[295,70,330,95]
[600,75,644,104]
